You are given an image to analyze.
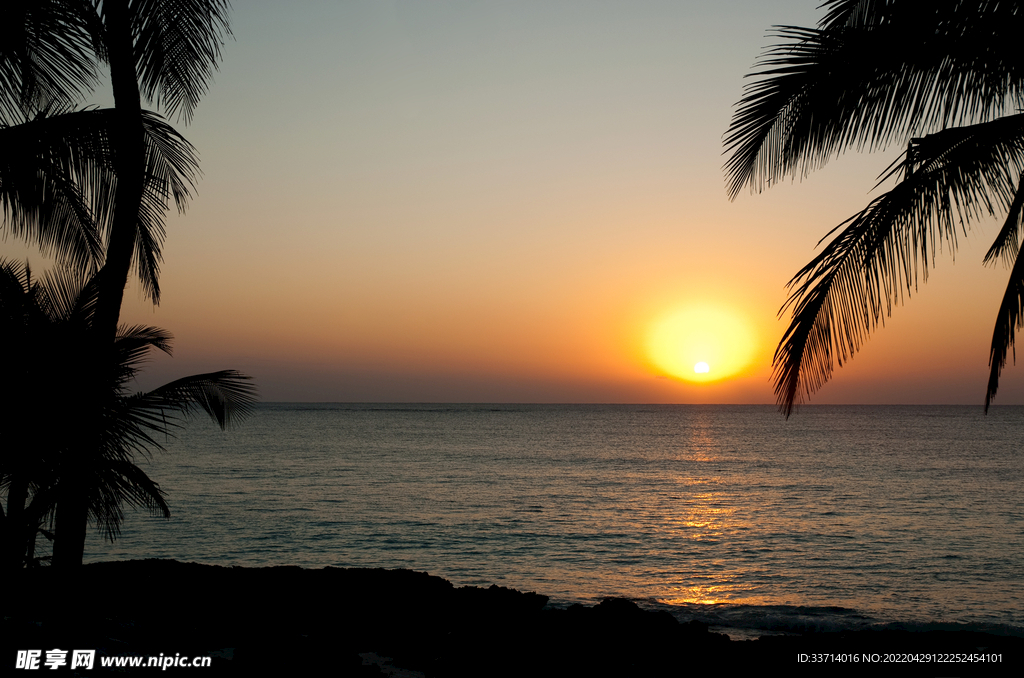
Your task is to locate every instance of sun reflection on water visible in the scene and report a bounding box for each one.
[661,585,729,606]
[648,411,760,607]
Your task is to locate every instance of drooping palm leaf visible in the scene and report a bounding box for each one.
[986,236,1024,410]
[81,108,200,303]
[130,0,233,123]
[0,107,199,301]
[983,175,1024,267]
[724,3,1024,199]
[115,323,174,366]
[774,113,1024,415]
[0,0,98,124]
[131,110,201,301]
[0,108,108,272]
[133,370,258,430]
[83,455,170,542]
[33,259,100,326]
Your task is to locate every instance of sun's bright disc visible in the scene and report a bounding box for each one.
[646,305,757,383]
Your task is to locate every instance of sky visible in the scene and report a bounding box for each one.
[6,0,1024,405]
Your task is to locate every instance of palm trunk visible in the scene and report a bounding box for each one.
[93,0,144,340]
[50,489,89,569]
[52,0,145,569]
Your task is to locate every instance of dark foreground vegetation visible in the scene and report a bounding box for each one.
[3,560,1020,677]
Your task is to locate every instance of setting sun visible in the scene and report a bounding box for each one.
[646,305,758,383]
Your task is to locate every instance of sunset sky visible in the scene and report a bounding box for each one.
[5,0,1024,405]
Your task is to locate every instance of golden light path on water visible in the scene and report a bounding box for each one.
[653,415,743,607]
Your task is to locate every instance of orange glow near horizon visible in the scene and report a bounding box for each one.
[645,304,758,384]
[6,3,1017,405]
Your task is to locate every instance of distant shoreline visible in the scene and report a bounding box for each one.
[5,560,1020,676]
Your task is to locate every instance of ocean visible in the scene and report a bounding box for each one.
[82,403,1024,640]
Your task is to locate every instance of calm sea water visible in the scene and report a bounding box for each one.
[82,404,1024,639]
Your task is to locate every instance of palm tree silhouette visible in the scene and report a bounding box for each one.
[0,105,200,285]
[1,2,234,567]
[724,1,1024,416]
[0,0,231,327]
[0,259,255,570]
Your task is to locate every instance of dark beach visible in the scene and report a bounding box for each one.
[3,560,1020,677]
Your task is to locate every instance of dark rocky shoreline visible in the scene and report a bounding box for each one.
[3,560,1020,676]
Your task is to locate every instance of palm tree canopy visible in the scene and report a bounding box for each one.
[0,0,99,123]
[0,259,256,546]
[724,1,1024,415]
[1,1,233,124]
[0,106,200,301]
[1,2,236,566]
[129,0,233,123]
[0,1,230,308]
[725,1,1024,199]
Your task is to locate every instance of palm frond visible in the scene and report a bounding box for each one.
[819,0,930,30]
[775,113,1024,415]
[983,175,1024,267]
[130,110,200,302]
[140,110,200,210]
[130,0,232,123]
[135,370,257,430]
[0,1,98,123]
[724,5,1024,199]
[0,257,34,320]
[86,457,170,542]
[31,262,99,326]
[819,1,876,28]
[85,109,199,303]
[0,108,110,272]
[0,107,199,302]
[116,323,175,356]
[113,324,174,386]
[986,236,1024,410]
